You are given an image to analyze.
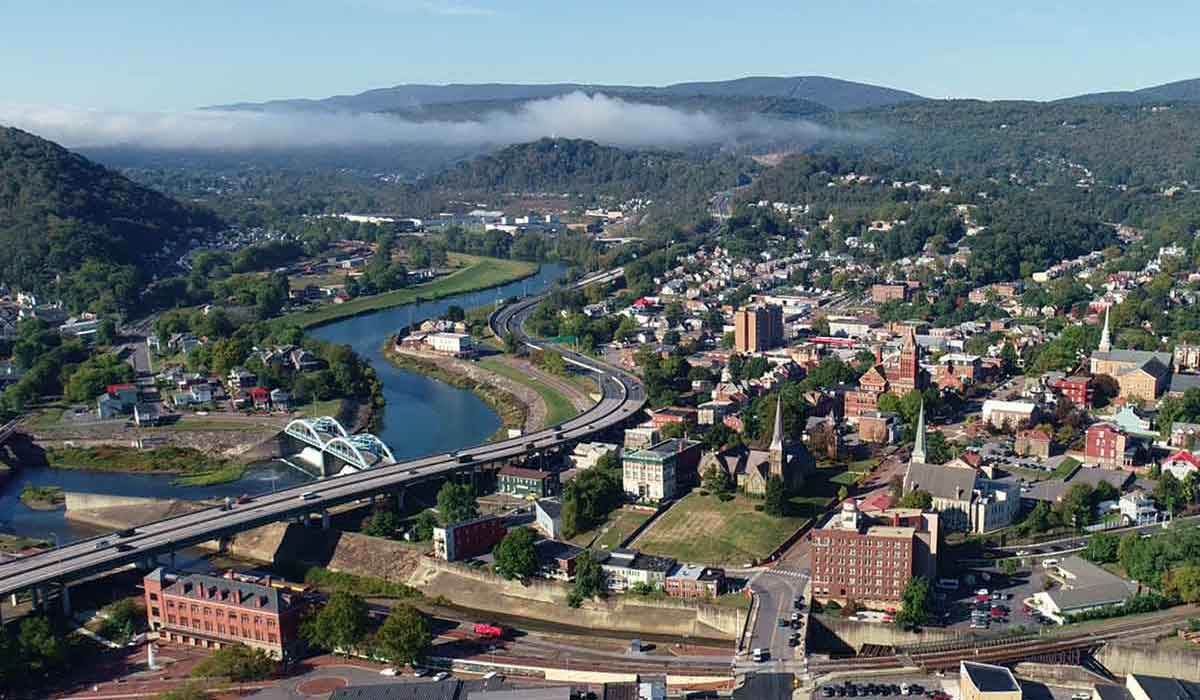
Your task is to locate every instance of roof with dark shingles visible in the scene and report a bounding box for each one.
[961,661,1020,692]
[330,679,512,700]
[1131,674,1200,700]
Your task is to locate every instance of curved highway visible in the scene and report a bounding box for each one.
[0,268,644,600]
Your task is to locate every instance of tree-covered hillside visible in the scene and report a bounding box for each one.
[431,137,754,201]
[0,127,219,312]
[817,100,1200,185]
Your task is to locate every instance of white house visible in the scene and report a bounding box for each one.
[1119,490,1160,526]
[428,332,474,357]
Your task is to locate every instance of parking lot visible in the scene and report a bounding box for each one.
[816,678,953,700]
[933,563,1051,633]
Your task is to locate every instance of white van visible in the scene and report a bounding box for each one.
[1042,558,1059,569]
[752,648,768,662]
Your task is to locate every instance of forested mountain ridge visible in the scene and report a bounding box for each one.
[216,75,926,114]
[1060,77,1200,105]
[429,137,754,201]
[0,126,219,312]
[814,100,1200,184]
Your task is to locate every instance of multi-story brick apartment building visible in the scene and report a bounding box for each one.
[433,515,508,561]
[733,304,784,353]
[810,502,940,610]
[143,568,306,661]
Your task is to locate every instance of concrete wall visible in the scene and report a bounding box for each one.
[1097,642,1200,681]
[809,614,961,655]
[410,559,742,640]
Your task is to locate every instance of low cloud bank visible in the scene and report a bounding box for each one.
[0,92,857,151]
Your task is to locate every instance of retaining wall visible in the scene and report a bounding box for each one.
[809,614,961,655]
[1097,642,1200,681]
[410,559,742,640]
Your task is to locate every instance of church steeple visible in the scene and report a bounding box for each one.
[910,398,927,465]
[1098,306,1112,353]
[769,397,785,478]
[770,397,785,453]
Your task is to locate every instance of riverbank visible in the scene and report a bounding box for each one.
[45,445,247,486]
[382,345,529,440]
[286,256,539,329]
[20,484,64,510]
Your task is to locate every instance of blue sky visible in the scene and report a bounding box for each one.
[1,0,1194,110]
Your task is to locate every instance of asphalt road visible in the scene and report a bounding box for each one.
[0,270,645,600]
[743,569,806,672]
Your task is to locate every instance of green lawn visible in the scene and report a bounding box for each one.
[283,256,538,328]
[479,358,579,426]
[636,494,808,565]
[1052,457,1081,479]
[828,470,862,487]
[26,407,65,430]
[570,508,652,551]
[295,398,346,419]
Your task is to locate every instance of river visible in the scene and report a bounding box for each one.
[0,262,567,544]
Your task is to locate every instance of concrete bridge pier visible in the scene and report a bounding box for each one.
[30,586,42,611]
[393,488,405,511]
[10,593,17,607]
[321,510,330,530]
[59,584,71,617]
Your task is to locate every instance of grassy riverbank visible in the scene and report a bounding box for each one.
[382,348,527,439]
[478,357,579,426]
[45,445,246,486]
[286,256,539,329]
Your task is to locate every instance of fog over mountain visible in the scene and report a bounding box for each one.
[0,92,858,152]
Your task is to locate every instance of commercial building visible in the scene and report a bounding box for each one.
[622,438,701,501]
[664,564,726,600]
[496,465,557,499]
[1053,375,1094,409]
[1014,429,1052,459]
[810,501,940,609]
[598,548,677,592]
[534,497,562,539]
[1032,556,1136,624]
[959,661,1022,700]
[870,284,909,304]
[857,411,901,445]
[1085,423,1131,468]
[433,515,508,561]
[427,332,474,357]
[733,304,783,353]
[143,568,306,661]
[981,400,1038,431]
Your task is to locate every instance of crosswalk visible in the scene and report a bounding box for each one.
[769,568,809,580]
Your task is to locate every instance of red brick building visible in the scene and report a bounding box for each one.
[664,564,726,599]
[871,284,909,304]
[650,407,698,431]
[144,569,306,661]
[1085,422,1130,468]
[810,502,939,609]
[1053,375,1094,409]
[433,515,508,561]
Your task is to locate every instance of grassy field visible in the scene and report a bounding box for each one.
[46,445,244,486]
[295,398,346,419]
[479,358,579,426]
[570,507,653,551]
[636,494,808,565]
[284,255,538,328]
[1052,457,1081,478]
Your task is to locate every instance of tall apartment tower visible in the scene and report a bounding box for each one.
[734,305,784,353]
